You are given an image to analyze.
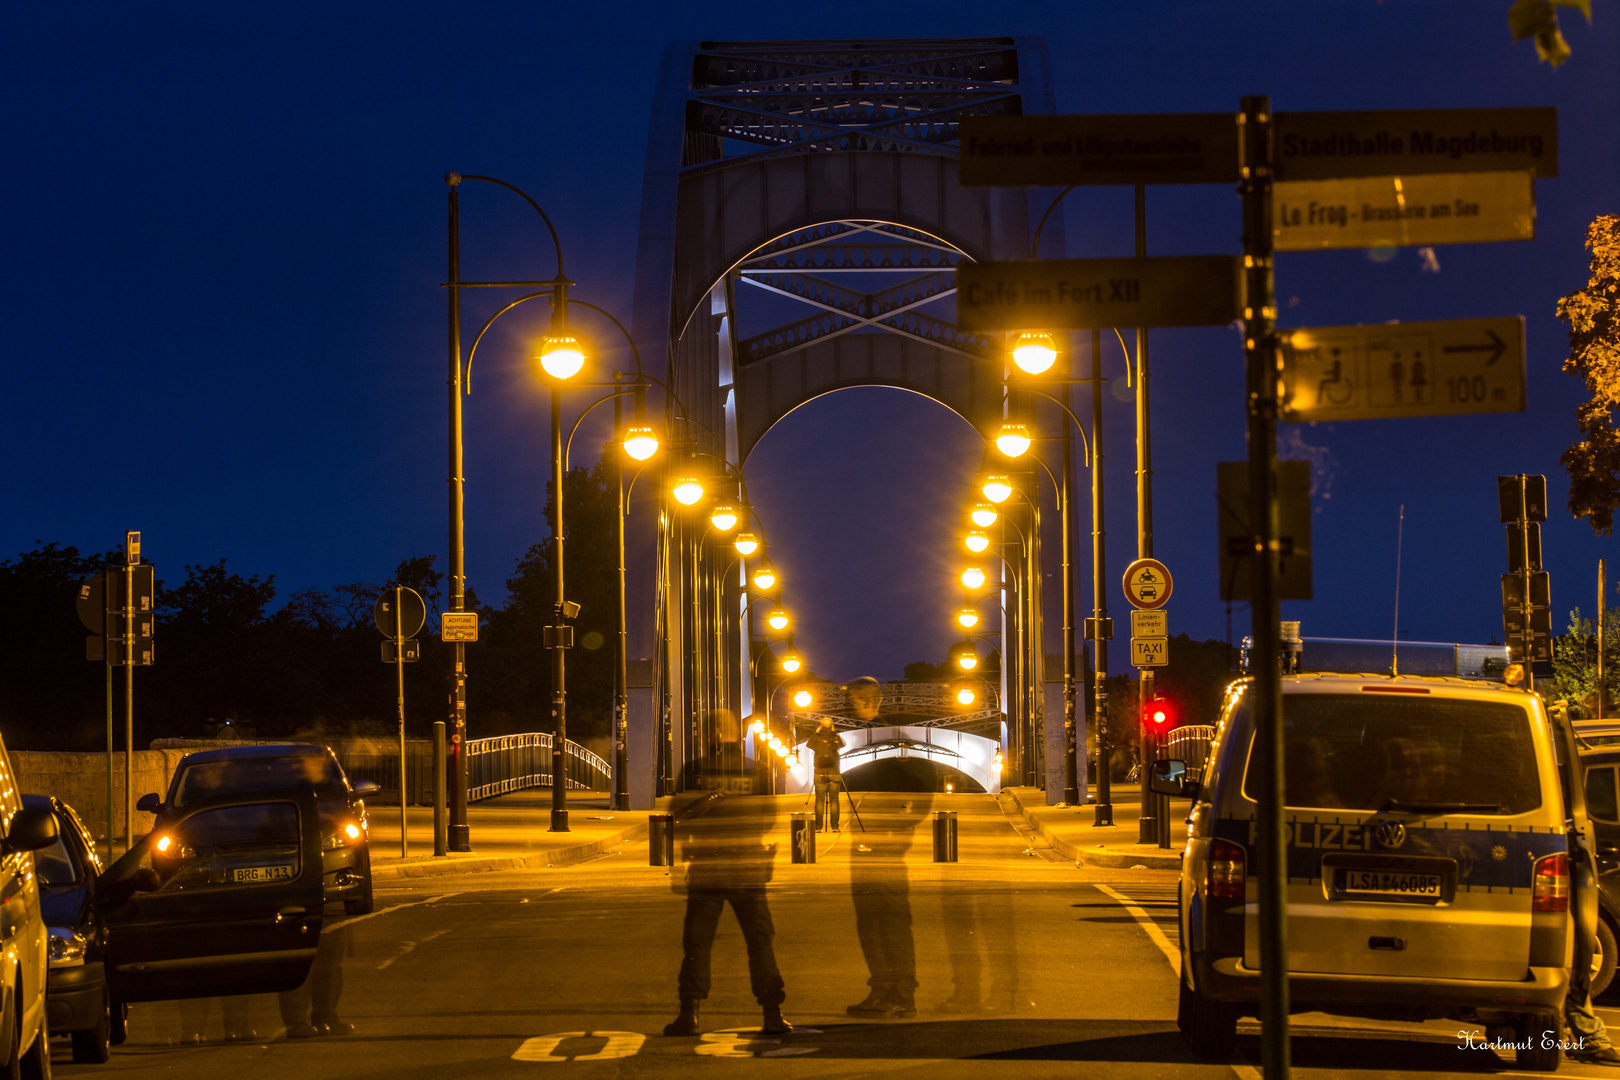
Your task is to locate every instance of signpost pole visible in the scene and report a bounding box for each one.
[1090,329,1113,827]
[123,545,135,854]
[396,585,408,859]
[446,176,472,854]
[1134,182,1160,847]
[433,720,447,857]
[1242,94,1292,1079]
[1600,559,1607,721]
[1061,374,1080,806]
[1521,476,1536,692]
[105,651,114,861]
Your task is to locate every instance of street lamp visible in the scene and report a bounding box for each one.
[780,650,802,674]
[734,531,760,556]
[752,562,778,591]
[792,688,814,709]
[960,567,987,591]
[536,319,582,834]
[964,530,991,554]
[1011,332,1059,375]
[709,504,740,532]
[766,609,791,633]
[981,474,1014,503]
[994,422,1032,458]
[970,503,999,528]
[956,607,980,630]
[538,336,585,379]
[622,424,660,462]
[672,476,705,506]
[952,643,980,672]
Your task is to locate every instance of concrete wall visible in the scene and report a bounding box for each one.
[12,750,190,841]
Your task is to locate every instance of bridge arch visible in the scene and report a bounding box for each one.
[783,725,1002,795]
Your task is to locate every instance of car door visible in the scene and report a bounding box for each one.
[98,792,324,1003]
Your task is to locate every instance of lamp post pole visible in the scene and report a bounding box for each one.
[1134,183,1159,846]
[1060,377,1079,806]
[614,381,630,810]
[548,281,572,833]
[445,175,472,851]
[1091,329,1113,827]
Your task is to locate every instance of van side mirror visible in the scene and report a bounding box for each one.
[3,807,58,854]
[135,793,163,814]
[1150,758,1201,800]
[352,780,381,799]
[97,866,161,908]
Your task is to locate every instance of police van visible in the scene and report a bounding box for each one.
[1156,670,1581,1071]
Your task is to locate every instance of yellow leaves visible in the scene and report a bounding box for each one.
[1509,0,1593,67]
[1561,216,1620,534]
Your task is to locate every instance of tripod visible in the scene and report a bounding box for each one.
[815,772,865,833]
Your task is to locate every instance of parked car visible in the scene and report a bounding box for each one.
[28,793,126,1063]
[1580,746,1620,997]
[0,736,66,1078]
[1154,672,1580,1071]
[137,743,379,915]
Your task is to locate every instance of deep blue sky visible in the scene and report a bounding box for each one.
[6,3,1618,683]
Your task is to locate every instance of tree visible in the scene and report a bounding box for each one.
[1560,215,1620,534]
[1548,607,1620,718]
[1509,0,1593,68]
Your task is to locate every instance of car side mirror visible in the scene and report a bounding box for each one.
[1149,758,1201,800]
[3,807,58,855]
[352,780,381,798]
[97,866,161,908]
[135,793,163,814]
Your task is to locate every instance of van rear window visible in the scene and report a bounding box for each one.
[1241,694,1541,814]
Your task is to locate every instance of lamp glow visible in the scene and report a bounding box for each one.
[956,608,980,629]
[995,422,1032,458]
[752,564,778,591]
[960,567,987,590]
[709,504,740,532]
[1011,332,1059,375]
[749,720,765,735]
[537,335,585,380]
[957,653,978,671]
[672,477,704,506]
[775,743,790,759]
[970,503,998,528]
[733,531,760,556]
[981,475,1014,503]
[766,610,790,632]
[622,425,660,461]
[964,530,990,554]
[956,687,976,706]
[780,651,802,674]
[792,688,813,709]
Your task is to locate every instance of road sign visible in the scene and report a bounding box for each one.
[1131,638,1169,667]
[1274,171,1534,251]
[956,255,1243,332]
[1217,461,1314,601]
[77,574,106,634]
[1083,617,1114,641]
[1273,107,1558,181]
[375,588,426,639]
[958,113,1240,187]
[441,612,479,642]
[125,531,141,565]
[1507,523,1543,573]
[382,639,420,663]
[1278,316,1524,423]
[1122,559,1173,610]
[1499,474,1548,523]
[1130,610,1167,638]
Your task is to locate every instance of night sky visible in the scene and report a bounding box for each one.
[8,4,1618,686]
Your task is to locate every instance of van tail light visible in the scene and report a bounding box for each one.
[1532,852,1569,912]
[1209,838,1246,901]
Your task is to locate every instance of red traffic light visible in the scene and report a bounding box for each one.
[1148,699,1170,726]
[1152,709,1168,725]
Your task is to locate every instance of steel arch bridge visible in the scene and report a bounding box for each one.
[623,38,1064,806]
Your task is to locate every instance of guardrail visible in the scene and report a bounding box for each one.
[1165,725,1216,770]
[333,733,611,805]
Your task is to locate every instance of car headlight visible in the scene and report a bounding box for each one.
[47,927,86,969]
[322,821,365,850]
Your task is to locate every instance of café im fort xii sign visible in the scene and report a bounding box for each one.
[955,255,1243,332]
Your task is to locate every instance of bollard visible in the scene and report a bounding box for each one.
[649,813,675,866]
[790,812,817,863]
[433,721,448,857]
[933,810,958,863]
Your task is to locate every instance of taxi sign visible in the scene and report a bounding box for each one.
[1131,638,1168,667]
[441,612,479,643]
[1274,171,1534,252]
[1122,559,1173,610]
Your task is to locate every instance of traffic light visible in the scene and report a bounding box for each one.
[1147,698,1171,729]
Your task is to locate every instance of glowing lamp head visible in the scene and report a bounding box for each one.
[749,720,765,735]
[970,503,998,528]
[1011,332,1059,375]
[733,531,760,556]
[960,567,987,591]
[1152,708,1168,725]
[792,688,813,709]
[957,653,979,671]
[775,743,790,759]
[537,335,585,380]
[956,687,976,706]
[709,504,740,532]
[155,834,172,853]
[964,530,991,554]
[766,610,790,632]
[622,425,659,461]
[780,651,802,674]
[752,564,778,591]
[344,822,362,840]
[672,477,705,506]
[956,608,980,630]
[994,422,1032,458]
[981,475,1014,503]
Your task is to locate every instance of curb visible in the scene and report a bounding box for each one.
[370,820,650,881]
[1001,790,1181,871]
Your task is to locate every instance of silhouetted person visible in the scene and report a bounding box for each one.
[806,718,844,831]
[664,710,791,1037]
[280,911,352,1037]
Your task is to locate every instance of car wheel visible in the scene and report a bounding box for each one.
[1177,974,1237,1059]
[4,989,21,1080]
[1515,1013,1562,1072]
[108,1001,127,1047]
[70,989,111,1064]
[20,1010,49,1080]
[1595,916,1618,1000]
[344,849,373,916]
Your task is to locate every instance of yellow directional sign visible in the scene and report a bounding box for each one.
[1279,316,1525,423]
[1122,558,1173,610]
[1274,171,1534,251]
[1273,107,1557,181]
[958,113,1239,187]
[956,256,1243,332]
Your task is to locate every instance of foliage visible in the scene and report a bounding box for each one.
[1560,216,1620,534]
[1547,607,1620,718]
[1509,0,1592,67]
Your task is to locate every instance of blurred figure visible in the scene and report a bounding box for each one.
[806,718,844,831]
[664,710,790,1037]
[279,913,352,1037]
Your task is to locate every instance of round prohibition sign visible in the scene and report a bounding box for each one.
[1122,558,1173,610]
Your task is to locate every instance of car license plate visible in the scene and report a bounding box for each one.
[1339,869,1441,897]
[231,864,294,884]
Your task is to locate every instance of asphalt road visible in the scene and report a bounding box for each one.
[54,792,1620,1079]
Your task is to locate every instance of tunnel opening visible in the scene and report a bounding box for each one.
[842,756,986,794]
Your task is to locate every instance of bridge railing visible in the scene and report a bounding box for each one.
[1164,725,1217,771]
[332,733,610,805]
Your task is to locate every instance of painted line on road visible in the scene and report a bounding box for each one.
[1230,1065,1262,1080]
[378,927,451,970]
[323,892,461,935]
[1095,883,1180,977]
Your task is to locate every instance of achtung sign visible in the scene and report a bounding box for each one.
[955,255,1244,332]
[1279,316,1526,423]
[441,612,480,642]
[1272,107,1558,181]
[1274,171,1534,251]
[958,113,1239,187]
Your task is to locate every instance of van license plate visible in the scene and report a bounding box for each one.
[1339,870,1441,897]
[231,864,294,884]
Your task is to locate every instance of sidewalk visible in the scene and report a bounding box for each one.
[365,790,650,881]
[1002,786,1187,870]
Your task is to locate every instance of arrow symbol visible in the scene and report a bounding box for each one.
[1442,329,1506,366]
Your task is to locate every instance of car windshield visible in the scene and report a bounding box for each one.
[1241,693,1542,814]
[173,754,346,807]
[34,833,78,887]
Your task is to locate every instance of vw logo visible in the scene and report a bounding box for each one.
[1373,820,1407,849]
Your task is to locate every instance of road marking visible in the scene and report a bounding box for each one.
[323,892,460,935]
[377,927,450,970]
[1095,883,1181,976]
[1230,1066,1262,1080]
[513,1032,646,1062]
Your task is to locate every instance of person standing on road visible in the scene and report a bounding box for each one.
[663,710,792,1038]
[806,717,845,831]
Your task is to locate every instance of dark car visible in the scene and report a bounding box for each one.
[1580,746,1620,996]
[29,794,126,1063]
[137,743,379,915]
